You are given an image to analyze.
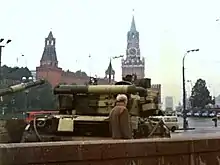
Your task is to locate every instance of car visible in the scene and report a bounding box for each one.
[201,112,208,117]
[149,116,179,132]
[194,112,201,117]
[177,112,182,117]
[186,112,192,116]
[209,112,216,117]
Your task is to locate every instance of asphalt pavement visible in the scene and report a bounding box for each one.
[171,117,220,138]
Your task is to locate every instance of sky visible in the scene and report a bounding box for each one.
[1,0,220,107]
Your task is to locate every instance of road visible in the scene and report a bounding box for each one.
[177,117,216,128]
[171,117,220,138]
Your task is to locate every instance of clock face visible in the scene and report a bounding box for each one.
[129,48,137,55]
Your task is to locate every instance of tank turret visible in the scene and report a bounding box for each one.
[0,79,45,97]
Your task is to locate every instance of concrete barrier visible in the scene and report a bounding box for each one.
[1,135,220,165]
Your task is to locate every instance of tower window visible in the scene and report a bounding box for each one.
[51,40,53,45]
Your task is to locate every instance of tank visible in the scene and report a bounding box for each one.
[21,76,170,142]
[0,79,46,143]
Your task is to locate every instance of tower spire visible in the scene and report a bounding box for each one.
[40,31,58,67]
[130,9,136,31]
[105,59,115,83]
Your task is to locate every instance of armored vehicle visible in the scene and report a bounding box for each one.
[21,75,170,142]
[0,79,46,143]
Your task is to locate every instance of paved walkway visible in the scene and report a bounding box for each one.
[172,127,220,138]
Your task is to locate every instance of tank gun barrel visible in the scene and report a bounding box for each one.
[54,84,140,95]
[0,79,45,96]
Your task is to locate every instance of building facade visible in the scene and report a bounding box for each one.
[36,31,112,87]
[214,95,220,108]
[165,96,174,110]
[30,70,36,81]
[151,84,162,104]
[121,15,145,79]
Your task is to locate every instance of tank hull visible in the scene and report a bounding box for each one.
[21,114,170,143]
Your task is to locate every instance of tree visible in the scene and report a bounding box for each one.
[28,81,56,110]
[0,66,32,113]
[2,65,32,81]
[190,79,212,108]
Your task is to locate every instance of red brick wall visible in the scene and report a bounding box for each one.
[36,66,62,87]
[61,75,89,85]
[36,66,111,86]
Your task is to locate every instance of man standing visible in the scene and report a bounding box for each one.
[109,94,133,139]
[212,116,218,127]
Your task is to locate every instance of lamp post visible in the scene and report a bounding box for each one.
[0,39,12,83]
[108,55,124,84]
[89,54,91,78]
[182,49,199,130]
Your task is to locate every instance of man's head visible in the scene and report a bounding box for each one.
[116,94,128,106]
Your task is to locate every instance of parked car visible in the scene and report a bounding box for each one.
[177,112,182,117]
[186,112,192,117]
[194,111,201,117]
[201,111,208,117]
[209,112,216,117]
[149,116,179,132]
[217,112,220,118]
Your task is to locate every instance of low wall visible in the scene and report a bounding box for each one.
[1,135,220,165]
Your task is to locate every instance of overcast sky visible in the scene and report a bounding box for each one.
[1,0,220,106]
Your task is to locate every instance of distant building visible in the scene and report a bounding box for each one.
[186,97,191,109]
[151,84,162,104]
[36,31,113,87]
[175,102,182,112]
[165,96,173,110]
[121,15,145,79]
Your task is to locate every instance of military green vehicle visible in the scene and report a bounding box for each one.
[21,75,170,142]
[0,79,46,143]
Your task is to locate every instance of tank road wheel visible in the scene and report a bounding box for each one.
[171,126,176,132]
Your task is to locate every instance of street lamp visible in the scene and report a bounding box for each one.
[108,55,124,84]
[182,49,199,130]
[0,39,12,83]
